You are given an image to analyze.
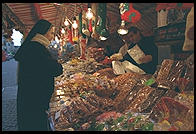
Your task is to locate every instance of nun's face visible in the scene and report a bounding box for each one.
[44,26,55,41]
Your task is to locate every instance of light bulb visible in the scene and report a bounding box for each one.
[54,44,57,48]
[118,20,128,35]
[64,19,69,26]
[86,8,93,20]
[61,28,65,34]
[72,20,78,29]
[99,36,107,40]
[55,36,59,43]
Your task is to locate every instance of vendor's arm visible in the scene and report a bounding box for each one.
[110,43,128,61]
[139,55,152,64]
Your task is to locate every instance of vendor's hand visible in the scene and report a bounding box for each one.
[139,55,152,64]
[110,53,123,61]
[110,56,119,61]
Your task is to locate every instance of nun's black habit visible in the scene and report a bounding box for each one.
[14,19,63,131]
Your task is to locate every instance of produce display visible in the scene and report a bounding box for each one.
[48,56,194,131]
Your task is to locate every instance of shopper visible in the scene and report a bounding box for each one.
[111,26,158,74]
[14,19,63,131]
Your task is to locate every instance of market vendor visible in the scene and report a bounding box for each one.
[110,26,158,74]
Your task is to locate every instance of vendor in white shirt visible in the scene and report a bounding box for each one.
[110,26,158,75]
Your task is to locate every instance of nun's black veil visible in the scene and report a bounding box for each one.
[14,19,52,61]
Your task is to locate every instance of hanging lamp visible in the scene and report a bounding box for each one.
[117,20,128,35]
[86,3,93,20]
[64,18,70,26]
[96,3,109,40]
[72,16,78,29]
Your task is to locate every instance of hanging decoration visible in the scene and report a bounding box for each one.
[79,11,86,38]
[82,10,91,37]
[91,3,100,40]
[86,3,93,20]
[64,17,70,26]
[120,3,141,23]
[96,3,109,40]
[79,36,87,60]
[72,17,78,29]
[88,19,93,32]
[72,16,79,43]
[68,26,74,45]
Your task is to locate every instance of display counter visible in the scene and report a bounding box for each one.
[47,55,194,131]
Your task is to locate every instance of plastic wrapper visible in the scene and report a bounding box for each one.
[138,88,166,113]
[163,89,178,98]
[150,97,194,131]
[157,79,176,90]
[87,47,105,62]
[95,68,117,79]
[114,72,141,87]
[82,111,154,131]
[167,60,185,84]
[114,84,142,112]
[156,59,174,81]
[174,91,194,116]
[125,86,155,112]
[113,79,138,110]
[178,54,194,91]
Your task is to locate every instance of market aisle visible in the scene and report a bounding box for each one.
[2,59,18,131]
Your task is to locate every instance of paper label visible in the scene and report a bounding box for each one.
[127,44,145,64]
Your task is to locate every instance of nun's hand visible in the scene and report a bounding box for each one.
[139,55,152,64]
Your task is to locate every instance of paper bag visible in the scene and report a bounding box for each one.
[112,60,146,75]
[112,61,125,75]
[122,60,146,74]
[127,44,145,64]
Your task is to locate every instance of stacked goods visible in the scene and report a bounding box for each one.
[177,54,194,92]
[113,79,138,112]
[150,97,194,131]
[60,58,107,78]
[87,47,105,62]
[156,59,174,82]
[174,91,194,121]
[94,68,117,79]
[125,86,155,112]
[174,91,194,110]
[48,55,194,131]
[167,61,185,83]
[138,88,167,113]
[156,59,187,91]
[81,111,154,131]
[162,89,178,98]
[114,72,142,90]
[50,92,117,131]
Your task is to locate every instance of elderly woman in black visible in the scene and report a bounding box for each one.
[14,19,63,131]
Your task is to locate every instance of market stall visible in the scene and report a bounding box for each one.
[3,3,194,131]
[47,54,194,131]
[45,3,194,131]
